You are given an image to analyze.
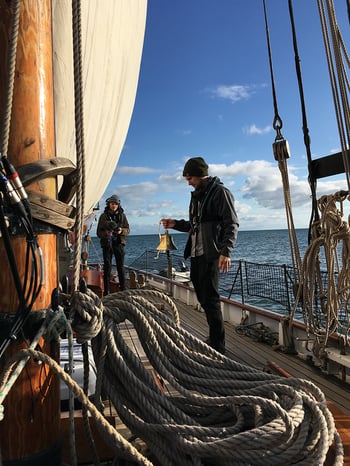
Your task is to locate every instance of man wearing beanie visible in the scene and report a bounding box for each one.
[162,157,239,354]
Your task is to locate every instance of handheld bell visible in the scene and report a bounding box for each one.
[157,229,177,251]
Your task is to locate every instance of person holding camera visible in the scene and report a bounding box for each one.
[97,194,130,294]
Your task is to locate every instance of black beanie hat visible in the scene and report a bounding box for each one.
[106,194,120,204]
[182,157,209,177]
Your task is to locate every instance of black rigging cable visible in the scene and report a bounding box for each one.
[287,0,320,240]
[263,0,319,243]
[0,156,43,359]
[0,0,44,358]
[262,0,284,141]
[263,0,303,286]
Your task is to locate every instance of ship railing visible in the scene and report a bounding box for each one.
[127,250,342,327]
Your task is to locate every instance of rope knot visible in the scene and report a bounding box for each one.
[70,288,103,343]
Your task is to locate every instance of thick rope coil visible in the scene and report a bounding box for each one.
[0,289,342,465]
[87,289,342,466]
[70,288,104,343]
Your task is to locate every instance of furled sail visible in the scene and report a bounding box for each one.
[52,0,147,215]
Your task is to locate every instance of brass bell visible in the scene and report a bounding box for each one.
[157,229,177,251]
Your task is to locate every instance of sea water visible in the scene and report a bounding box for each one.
[87,229,321,317]
[88,228,310,266]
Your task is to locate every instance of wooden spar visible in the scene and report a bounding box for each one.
[0,1,60,464]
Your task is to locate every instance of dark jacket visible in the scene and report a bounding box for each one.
[173,176,239,261]
[97,206,130,247]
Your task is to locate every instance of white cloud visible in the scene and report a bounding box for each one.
[113,182,160,203]
[159,173,183,183]
[244,124,272,135]
[209,160,275,177]
[117,166,160,175]
[210,84,254,103]
[209,83,268,104]
[235,201,251,215]
[97,159,350,235]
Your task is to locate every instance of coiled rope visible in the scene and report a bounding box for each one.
[0,288,342,464]
[292,190,350,352]
[64,288,342,465]
[0,290,343,466]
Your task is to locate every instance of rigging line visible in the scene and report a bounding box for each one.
[0,243,42,361]
[0,0,20,156]
[0,215,28,358]
[262,0,302,278]
[71,0,86,294]
[318,0,350,186]
[22,243,34,306]
[287,1,312,166]
[318,0,350,188]
[262,0,283,139]
[0,200,25,309]
[287,0,319,233]
[324,0,350,187]
[22,241,42,311]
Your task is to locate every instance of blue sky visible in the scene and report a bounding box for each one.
[95,0,350,236]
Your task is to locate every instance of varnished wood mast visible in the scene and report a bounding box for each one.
[0,1,60,464]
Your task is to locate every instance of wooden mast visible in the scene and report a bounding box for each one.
[0,1,61,464]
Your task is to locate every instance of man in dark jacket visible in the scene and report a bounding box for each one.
[162,157,239,353]
[97,194,130,294]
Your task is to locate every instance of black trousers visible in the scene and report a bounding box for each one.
[190,255,225,352]
[102,243,126,293]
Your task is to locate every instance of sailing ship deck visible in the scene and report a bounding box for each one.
[62,292,350,465]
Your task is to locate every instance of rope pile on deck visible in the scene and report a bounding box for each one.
[73,288,342,465]
[0,288,343,465]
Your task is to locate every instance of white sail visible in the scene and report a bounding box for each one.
[52,0,147,215]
